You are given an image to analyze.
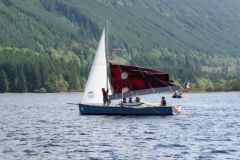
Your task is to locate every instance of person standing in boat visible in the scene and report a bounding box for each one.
[102,88,110,105]
[161,96,166,106]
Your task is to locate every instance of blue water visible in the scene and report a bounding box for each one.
[0,92,239,159]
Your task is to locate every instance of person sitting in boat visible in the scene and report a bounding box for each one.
[172,92,178,98]
[128,97,133,103]
[161,96,166,106]
[102,88,110,105]
[172,90,183,98]
[119,98,127,107]
[122,98,127,103]
[135,96,140,102]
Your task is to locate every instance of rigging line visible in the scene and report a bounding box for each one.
[134,61,177,93]
[131,61,176,93]
[132,61,157,94]
[124,70,134,97]
[130,62,166,93]
[132,60,174,92]
[116,74,120,99]
[131,61,159,93]
[115,63,133,99]
[118,64,134,98]
[115,63,122,99]
[133,54,153,71]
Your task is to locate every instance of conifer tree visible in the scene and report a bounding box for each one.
[0,69,9,93]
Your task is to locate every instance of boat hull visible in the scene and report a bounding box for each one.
[79,104,175,115]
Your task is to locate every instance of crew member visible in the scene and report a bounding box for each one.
[122,98,127,103]
[128,97,133,103]
[135,96,140,102]
[102,88,110,105]
[161,96,166,106]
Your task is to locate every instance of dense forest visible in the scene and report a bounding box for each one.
[0,47,89,92]
[0,0,240,92]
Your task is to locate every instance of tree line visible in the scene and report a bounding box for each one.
[0,47,89,93]
[0,47,240,93]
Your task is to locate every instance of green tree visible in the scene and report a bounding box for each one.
[0,69,9,92]
[196,78,214,91]
[13,69,28,93]
[228,79,240,91]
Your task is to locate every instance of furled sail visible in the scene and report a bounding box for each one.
[81,28,112,104]
[109,63,180,99]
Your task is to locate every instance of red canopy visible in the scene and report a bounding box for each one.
[109,63,179,99]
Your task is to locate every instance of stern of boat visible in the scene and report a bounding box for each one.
[172,105,181,114]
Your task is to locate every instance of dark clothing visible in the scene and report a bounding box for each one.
[161,99,166,106]
[102,90,108,99]
[103,97,108,105]
[102,89,109,105]
[135,97,140,102]
[122,98,127,103]
[128,97,133,103]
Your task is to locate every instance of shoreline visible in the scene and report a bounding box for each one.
[0,91,239,94]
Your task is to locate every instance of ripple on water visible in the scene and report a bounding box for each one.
[43,143,62,147]
[73,149,94,153]
[210,150,230,154]
[0,92,240,159]
[3,148,14,153]
[24,149,38,156]
[79,132,87,135]
[154,143,187,149]
[143,131,155,134]
[144,137,158,141]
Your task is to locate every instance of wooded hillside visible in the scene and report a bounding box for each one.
[0,0,240,92]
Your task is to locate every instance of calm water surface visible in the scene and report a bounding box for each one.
[0,92,240,159]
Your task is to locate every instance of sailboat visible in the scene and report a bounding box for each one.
[79,23,182,115]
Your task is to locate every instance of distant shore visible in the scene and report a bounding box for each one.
[1,90,239,94]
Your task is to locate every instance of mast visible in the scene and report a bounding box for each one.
[105,19,111,91]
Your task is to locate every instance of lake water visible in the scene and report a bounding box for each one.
[0,92,239,160]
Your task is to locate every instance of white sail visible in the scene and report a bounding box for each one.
[81,28,111,104]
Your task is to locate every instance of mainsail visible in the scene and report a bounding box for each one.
[81,28,112,104]
[109,63,180,99]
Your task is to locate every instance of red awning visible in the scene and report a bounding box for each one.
[109,63,179,98]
